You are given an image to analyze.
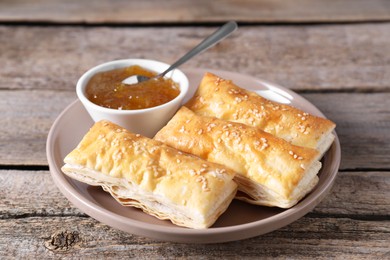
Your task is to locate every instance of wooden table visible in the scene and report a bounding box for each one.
[1,1,389,258]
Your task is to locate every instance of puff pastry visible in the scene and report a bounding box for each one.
[62,120,237,229]
[185,73,336,155]
[154,107,322,208]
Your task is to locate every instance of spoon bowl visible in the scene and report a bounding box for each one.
[123,21,237,85]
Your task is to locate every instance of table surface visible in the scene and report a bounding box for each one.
[1,1,389,258]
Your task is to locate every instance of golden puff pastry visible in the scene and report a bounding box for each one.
[185,72,336,155]
[154,107,322,208]
[62,120,237,229]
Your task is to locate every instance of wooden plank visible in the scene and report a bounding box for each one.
[1,90,389,169]
[0,90,76,166]
[1,170,388,220]
[0,216,388,258]
[1,170,388,257]
[0,24,389,92]
[301,92,390,170]
[0,0,390,24]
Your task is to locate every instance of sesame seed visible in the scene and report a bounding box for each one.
[196,176,203,182]
[300,164,306,169]
[235,97,242,103]
[198,129,203,135]
[289,151,294,155]
[135,134,140,137]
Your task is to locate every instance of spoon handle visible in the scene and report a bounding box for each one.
[159,21,238,77]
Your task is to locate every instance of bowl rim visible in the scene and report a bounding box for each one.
[76,59,189,114]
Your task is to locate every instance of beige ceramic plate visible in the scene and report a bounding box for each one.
[46,69,341,243]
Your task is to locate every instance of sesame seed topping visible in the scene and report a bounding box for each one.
[300,164,306,169]
[135,134,140,137]
[198,129,203,135]
[235,97,242,103]
[196,176,203,182]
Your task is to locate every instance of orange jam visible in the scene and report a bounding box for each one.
[86,65,180,110]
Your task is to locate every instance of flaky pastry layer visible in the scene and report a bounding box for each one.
[154,107,322,208]
[185,72,336,155]
[62,120,237,229]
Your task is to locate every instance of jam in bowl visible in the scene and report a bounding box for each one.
[76,59,189,137]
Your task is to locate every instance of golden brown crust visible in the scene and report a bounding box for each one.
[185,72,336,153]
[154,107,322,208]
[62,120,237,229]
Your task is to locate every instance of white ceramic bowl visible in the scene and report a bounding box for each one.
[76,59,189,137]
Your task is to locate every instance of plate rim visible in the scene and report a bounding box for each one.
[46,68,341,243]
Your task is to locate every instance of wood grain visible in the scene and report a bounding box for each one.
[0,170,389,258]
[1,90,389,169]
[0,216,389,258]
[1,170,388,219]
[0,0,390,24]
[1,24,389,92]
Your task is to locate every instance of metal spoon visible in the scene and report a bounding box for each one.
[123,21,238,85]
